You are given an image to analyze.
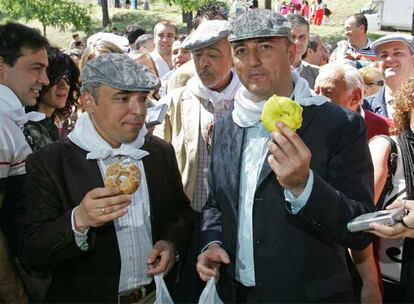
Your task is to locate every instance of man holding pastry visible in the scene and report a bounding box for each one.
[20,53,194,303]
[197,9,375,302]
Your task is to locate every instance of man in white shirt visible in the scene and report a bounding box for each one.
[20,54,194,303]
[150,20,177,78]
[0,22,50,303]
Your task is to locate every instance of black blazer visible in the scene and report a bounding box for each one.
[201,102,375,302]
[20,135,194,303]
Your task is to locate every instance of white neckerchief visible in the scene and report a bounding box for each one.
[187,71,241,110]
[0,84,45,128]
[68,112,149,160]
[232,70,327,127]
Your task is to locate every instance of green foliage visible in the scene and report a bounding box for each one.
[160,0,229,13]
[0,0,93,35]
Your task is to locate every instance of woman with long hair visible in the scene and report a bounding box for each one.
[368,76,414,302]
[24,47,80,151]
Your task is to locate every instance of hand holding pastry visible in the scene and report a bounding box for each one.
[74,187,132,233]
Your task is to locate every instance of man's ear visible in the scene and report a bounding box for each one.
[350,87,363,110]
[288,42,297,65]
[80,92,96,113]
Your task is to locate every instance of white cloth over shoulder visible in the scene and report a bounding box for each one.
[232,70,327,128]
[68,112,149,160]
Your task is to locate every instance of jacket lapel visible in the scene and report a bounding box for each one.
[221,120,245,216]
[256,105,320,189]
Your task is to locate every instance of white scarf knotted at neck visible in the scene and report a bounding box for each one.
[68,112,149,160]
[187,70,241,110]
[0,84,45,128]
[232,70,328,127]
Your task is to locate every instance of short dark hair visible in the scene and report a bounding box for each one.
[0,22,50,66]
[286,14,309,31]
[346,13,368,33]
[307,33,322,52]
[124,25,146,45]
[193,2,228,29]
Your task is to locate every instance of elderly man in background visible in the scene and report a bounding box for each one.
[315,62,391,140]
[197,9,375,303]
[366,34,414,118]
[155,19,240,212]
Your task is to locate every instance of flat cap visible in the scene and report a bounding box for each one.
[372,34,414,54]
[229,9,291,42]
[82,53,160,91]
[182,20,230,51]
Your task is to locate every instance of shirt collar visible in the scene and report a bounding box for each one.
[0,84,23,112]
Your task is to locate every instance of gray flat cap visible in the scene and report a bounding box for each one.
[182,20,230,51]
[229,9,291,42]
[372,34,414,54]
[82,53,160,91]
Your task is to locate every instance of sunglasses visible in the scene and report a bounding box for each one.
[366,80,384,86]
[49,73,71,87]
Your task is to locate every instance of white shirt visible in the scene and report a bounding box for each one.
[0,84,33,178]
[150,50,171,78]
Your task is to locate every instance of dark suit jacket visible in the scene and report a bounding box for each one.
[20,136,194,303]
[366,87,388,117]
[201,102,375,303]
[300,62,320,90]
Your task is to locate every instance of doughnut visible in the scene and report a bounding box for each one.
[104,162,141,194]
[261,95,303,133]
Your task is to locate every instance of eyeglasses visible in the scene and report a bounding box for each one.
[366,80,384,86]
[50,74,70,87]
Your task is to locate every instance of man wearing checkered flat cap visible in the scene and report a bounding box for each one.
[197,9,375,303]
[20,53,194,303]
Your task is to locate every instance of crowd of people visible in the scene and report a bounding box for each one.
[1,2,414,303]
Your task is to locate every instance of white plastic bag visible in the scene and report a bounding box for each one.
[154,273,174,304]
[198,277,224,304]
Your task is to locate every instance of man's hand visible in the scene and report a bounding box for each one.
[196,243,230,282]
[267,122,311,197]
[74,187,132,233]
[147,240,176,276]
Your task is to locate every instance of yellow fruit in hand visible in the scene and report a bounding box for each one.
[261,95,303,133]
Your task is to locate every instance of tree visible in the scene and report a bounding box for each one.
[0,0,93,36]
[265,0,271,9]
[160,0,229,32]
[101,0,111,27]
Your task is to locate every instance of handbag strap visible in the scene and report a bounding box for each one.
[376,135,398,210]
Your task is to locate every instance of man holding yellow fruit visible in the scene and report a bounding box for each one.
[197,9,376,303]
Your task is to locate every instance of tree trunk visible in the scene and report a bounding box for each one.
[114,0,120,8]
[182,10,193,33]
[101,0,110,27]
[265,0,272,9]
[42,23,46,37]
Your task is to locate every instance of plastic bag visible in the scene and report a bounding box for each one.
[154,273,174,304]
[198,277,223,304]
